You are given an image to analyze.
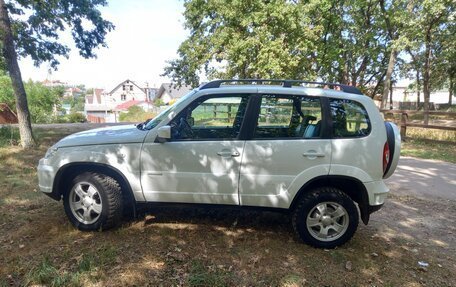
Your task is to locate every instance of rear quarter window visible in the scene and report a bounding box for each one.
[329,99,371,138]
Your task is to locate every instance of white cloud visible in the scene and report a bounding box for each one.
[18,0,187,90]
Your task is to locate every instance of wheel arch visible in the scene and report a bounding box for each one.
[290,175,371,225]
[52,162,136,216]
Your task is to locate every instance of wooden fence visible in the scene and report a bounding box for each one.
[86,114,106,123]
[380,110,456,144]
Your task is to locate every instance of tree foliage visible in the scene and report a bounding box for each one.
[0,73,64,123]
[164,0,455,101]
[5,0,114,68]
[0,0,113,148]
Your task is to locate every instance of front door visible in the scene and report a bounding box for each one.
[140,95,249,205]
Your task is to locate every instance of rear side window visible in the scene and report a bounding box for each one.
[329,99,371,138]
[254,95,323,139]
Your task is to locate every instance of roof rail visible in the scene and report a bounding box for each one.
[199,79,363,95]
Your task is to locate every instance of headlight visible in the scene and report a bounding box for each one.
[45,147,59,159]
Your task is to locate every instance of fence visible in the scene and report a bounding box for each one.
[86,114,106,123]
[381,110,456,144]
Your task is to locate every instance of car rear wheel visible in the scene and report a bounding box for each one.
[63,172,122,231]
[292,187,359,248]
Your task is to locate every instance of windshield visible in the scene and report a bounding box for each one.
[144,90,196,130]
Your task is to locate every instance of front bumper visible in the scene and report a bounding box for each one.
[37,158,56,194]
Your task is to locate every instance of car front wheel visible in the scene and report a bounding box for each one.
[292,187,359,248]
[63,172,122,231]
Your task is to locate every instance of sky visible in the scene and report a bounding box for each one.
[18,0,187,90]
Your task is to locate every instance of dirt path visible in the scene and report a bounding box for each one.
[386,157,456,201]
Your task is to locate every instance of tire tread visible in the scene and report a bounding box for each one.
[292,186,359,248]
[92,173,122,230]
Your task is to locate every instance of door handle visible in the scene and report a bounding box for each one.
[302,152,325,158]
[217,150,240,157]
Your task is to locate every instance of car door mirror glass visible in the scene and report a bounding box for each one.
[157,125,171,142]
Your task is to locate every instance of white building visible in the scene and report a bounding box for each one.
[155,83,193,104]
[388,87,454,109]
[84,79,157,123]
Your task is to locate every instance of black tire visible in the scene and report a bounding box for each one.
[292,187,359,248]
[63,172,123,231]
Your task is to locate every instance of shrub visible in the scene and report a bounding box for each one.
[119,106,155,122]
[0,126,20,146]
[67,112,86,123]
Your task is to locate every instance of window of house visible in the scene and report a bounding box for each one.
[122,85,126,91]
[253,95,322,139]
[121,94,126,101]
[329,99,371,138]
[170,95,248,140]
[130,85,133,91]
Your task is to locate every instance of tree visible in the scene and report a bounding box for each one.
[0,70,14,107]
[1,75,66,123]
[429,15,456,106]
[163,1,323,87]
[311,0,389,97]
[0,0,113,148]
[410,0,454,123]
[163,0,394,98]
[25,80,63,123]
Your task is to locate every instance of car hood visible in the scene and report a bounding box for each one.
[54,125,148,148]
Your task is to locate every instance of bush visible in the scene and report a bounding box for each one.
[0,126,20,146]
[119,106,155,122]
[67,112,86,123]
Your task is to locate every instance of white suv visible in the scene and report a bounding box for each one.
[38,80,400,248]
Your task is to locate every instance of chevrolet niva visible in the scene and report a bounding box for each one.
[38,79,400,248]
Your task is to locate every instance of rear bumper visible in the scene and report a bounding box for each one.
[364,180,389,206]
[368,203,384,214]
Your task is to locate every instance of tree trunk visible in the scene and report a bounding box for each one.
[389,80,393,109]
[382,48,397,109]
[423,30,432,125]
[0,0,35,148]
[416,69,421,109]
[449,76,453,106]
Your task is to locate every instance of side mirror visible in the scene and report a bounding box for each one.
[156,125,171,143]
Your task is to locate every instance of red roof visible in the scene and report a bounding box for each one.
[115,100,144,111]
[0,103,18,124]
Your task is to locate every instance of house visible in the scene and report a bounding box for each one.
[388,86,455,109]
[0,103,18,124]
[84,80,158,123]
[155,83,193,104]
[63,87,83,98]
[42,79,67,87]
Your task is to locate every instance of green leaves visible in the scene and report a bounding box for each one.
[6,0,114,68]
[0,73,64,123]
[164,0,454,100]
[164,0,389,94]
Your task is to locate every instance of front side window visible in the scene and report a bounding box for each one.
[145,90,196,130]
[254,95,322,139]
[170,95,248,140]
[329,99,371,138]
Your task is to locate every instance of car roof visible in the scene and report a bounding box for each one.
[196,84,369,103]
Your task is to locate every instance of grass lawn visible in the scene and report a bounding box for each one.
[401,139,456,163]
[0,125,455,286]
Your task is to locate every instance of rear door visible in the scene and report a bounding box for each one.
[239,94,332,209]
